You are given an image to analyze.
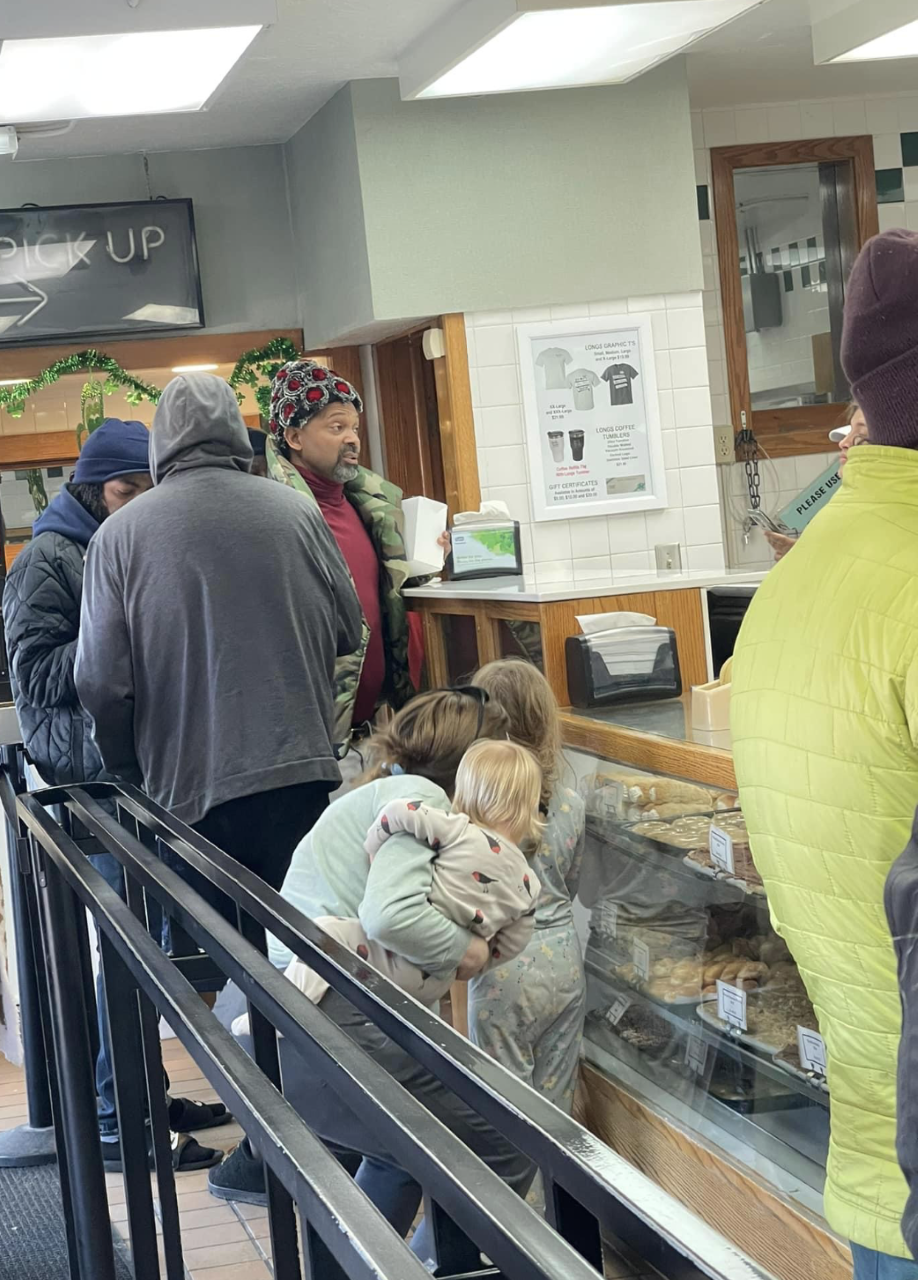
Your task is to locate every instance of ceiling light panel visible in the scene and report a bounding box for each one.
[0,27,262,124]
[401,0,763,99]
[812,0,918,63]
[832,19,918,60]
[1,0,276,41]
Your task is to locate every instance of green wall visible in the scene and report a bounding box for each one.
[353,64,702,323]
[283,84,376,347]
[286,62,703,343]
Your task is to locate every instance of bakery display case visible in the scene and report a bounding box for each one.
[578,764,830,1202]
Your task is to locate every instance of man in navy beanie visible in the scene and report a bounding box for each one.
[3,416,230,1172]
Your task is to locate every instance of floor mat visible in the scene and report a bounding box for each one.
[0,1163,134,1280]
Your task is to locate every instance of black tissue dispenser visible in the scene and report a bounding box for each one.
[565,626,682,709]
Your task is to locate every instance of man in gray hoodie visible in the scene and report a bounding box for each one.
[75,374,363,919]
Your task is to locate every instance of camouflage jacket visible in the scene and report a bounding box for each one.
[266,437,414,748]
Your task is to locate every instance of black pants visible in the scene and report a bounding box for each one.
[166,781,331,933]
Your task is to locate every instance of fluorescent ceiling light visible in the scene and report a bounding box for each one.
[0,26,261,124]
[172,363,219,372]
[403,0,762,99]
[124,304,200,325]
[831,16,918,60]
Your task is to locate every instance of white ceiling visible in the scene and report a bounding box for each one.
[686,0,918,108]
[11,0,464,161]
[9,0,918,161]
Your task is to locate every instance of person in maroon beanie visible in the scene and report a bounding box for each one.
[841,227,918,445]
[733,227,918,1280]
[264,359,446,786]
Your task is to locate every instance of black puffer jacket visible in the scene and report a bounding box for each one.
[2,486,108,785]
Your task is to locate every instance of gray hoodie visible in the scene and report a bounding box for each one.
[75,374,363,824]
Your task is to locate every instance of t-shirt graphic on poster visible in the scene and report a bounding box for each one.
[566,368,601,411]
[602,363,639,406]
[536,347,572,391]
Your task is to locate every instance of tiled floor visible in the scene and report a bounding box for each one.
[0,1036,273,1280]
[0,1037,656,1279]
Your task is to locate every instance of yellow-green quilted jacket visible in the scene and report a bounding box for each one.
[732,446,918,1258]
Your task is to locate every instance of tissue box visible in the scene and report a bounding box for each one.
[402,496,448,578]
[565,627,681,708]
[448,521,523,581]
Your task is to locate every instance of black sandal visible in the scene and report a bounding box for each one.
[170,1133,225,1172]
[168,1097,232,1132]
[102,1131,224,1174]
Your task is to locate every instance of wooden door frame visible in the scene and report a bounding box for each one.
[711,135,879,460]
[372,313,481,518]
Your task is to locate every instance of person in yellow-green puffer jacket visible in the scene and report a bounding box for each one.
[732,228,918,1280]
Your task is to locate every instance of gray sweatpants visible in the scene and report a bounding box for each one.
[214,982,535,1267]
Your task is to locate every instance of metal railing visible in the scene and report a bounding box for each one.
[13,766,776,1280]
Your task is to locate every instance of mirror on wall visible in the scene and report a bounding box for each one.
[712,137,878,458]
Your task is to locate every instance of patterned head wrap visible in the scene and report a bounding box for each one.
[268,359,363,448]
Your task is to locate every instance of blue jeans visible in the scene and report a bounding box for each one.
[90,850,127,1142]
[91,849,168,1142]
[851,1245,918,1279]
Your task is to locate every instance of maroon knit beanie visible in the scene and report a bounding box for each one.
[841,228,918,449]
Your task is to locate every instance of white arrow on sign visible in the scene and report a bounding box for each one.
[0,276,48,327]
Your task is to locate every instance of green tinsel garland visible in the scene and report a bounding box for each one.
[228,336,301,422]
[0,351,163,419]
[1,338,306,428]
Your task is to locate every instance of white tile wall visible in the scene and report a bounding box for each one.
[694,90,918,569]
[465,293,725,585]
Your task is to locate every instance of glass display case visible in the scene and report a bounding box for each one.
[578,761,830,1200]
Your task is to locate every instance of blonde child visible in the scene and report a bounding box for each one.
[469,660,586,1114]
[285,739,542,1007]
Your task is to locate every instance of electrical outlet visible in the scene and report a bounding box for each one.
[713,424,734,465]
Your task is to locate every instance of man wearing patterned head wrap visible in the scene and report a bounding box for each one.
[267,359,444,769]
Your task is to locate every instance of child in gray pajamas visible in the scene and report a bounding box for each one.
[469,661,587,1115]
[285,739,542,1007]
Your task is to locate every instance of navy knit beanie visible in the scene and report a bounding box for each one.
[73,418,151,483]
[841,228,918,449]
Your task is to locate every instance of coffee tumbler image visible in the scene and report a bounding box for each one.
[569,430,585,462]
[548,431,565,463]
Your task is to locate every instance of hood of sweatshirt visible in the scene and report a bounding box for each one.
[32,485,100,548]
[151,373,254,485]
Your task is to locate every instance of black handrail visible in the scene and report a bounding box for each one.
[0,743,55,1167]
[19,776,777,1280]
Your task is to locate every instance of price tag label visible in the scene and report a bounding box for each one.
[601,901,619,938]
[709,826,735,875]
[633,938,651,982]
[605,995,631,1027]
[797,1026,827,1076]
[684,1033,709,1076]
[716,979,747,1031]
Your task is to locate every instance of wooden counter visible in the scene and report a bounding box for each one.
[561,699,736,791]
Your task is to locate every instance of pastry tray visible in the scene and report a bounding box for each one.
[773,1048,830,1095]
[682,854,766,897]
[696,1000,786,1056]
[616,810,742,860]
[613,969,700,1006]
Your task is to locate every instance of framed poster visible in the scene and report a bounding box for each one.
[517,314,667,523]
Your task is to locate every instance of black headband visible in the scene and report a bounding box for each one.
[445,684,490,738]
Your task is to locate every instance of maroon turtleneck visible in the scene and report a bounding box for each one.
[296,465,384,726]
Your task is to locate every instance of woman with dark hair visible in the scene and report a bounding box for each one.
[209,688,535,1274]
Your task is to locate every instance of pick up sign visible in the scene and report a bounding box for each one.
[0,199,203,345]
